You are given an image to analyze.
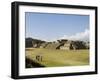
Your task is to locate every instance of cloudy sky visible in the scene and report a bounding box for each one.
[60,28,89,41]
[26,12,89,41]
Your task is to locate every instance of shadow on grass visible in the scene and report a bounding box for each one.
[25,57,45,68]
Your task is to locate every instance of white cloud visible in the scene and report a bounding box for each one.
[60,29,89,41]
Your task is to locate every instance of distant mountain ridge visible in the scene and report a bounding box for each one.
[25,38,46,48]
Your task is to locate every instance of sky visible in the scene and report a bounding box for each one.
[25,12,89,41]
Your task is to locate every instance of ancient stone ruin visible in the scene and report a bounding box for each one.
[26,38,89,50]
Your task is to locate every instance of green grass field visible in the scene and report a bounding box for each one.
[26,48,89,67]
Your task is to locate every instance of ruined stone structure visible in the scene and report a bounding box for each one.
[26,38,88,50]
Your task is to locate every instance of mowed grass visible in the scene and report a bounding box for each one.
[26,48,89,67]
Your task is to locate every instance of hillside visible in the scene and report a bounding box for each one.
[25,38,46,48]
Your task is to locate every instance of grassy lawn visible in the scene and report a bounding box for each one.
[25,48,89,67]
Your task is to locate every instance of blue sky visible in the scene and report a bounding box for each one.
[25,12,89,41]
